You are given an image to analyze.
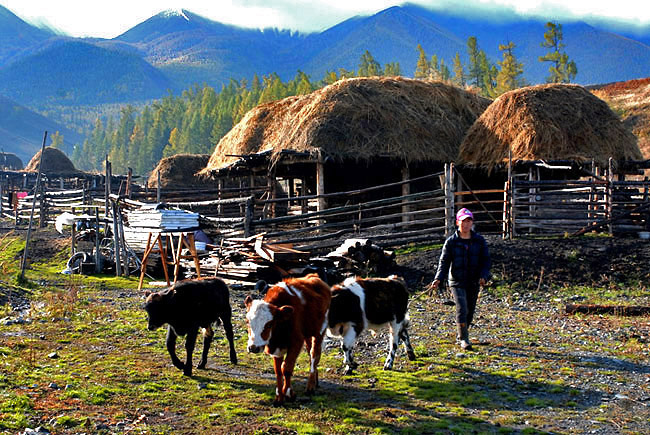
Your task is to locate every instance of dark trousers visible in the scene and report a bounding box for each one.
[451,284,480,326]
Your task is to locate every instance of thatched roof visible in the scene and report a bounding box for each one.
[459,83,643,169]
[24,147,79,174]
[148,154,212,188]
[204,77,491,172]
[0,152,23,170]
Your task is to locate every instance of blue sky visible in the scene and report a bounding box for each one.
[1,0,649,39]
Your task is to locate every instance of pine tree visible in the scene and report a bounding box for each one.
[495,42,525,95]
[467,37,482,88]
[480,51,498,97]
[323,70,339,85]
[439,58,450,82]
[430,54,440,80]
[414,44,430,79]
[50,131,64,149]
[358,50,382,77]
[539,22,578,83]
[384,62,401,77]
[452,52,465,87]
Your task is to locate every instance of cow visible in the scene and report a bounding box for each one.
[143,277,237,377]
[244,273,331,406]
[326,275,416,375]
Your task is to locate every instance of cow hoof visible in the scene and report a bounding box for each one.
[407,351,416,361]
[383,364,393,371]
[197,361,207,370]
[183,370,192,377]
[272,399,284,407]
[230,354,238,365]
[343,367,355,376]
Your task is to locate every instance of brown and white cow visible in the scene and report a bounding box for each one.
[244,273,331,406]
[327,275,416,375]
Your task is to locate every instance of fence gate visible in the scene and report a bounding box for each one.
[510,177,650,236]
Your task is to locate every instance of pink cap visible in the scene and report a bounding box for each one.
[456,208,473,221]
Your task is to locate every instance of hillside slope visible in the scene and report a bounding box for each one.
[0,94,84,162]
[592,78,650,159]
[0,39,173,106]
[0,4,53,66]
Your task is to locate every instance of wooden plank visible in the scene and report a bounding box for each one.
[565,304,650,316]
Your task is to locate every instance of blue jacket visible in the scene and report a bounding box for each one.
[434,230,491,288]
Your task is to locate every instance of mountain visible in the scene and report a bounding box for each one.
[0,4,54,66]
[1,4,650,111]
[0,38,173,106]
[0,94,84,163]
[298,4,650,86]
[113,9,304,92]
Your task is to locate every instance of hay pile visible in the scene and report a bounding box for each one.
[24,147,79,174]
[459,84,643,169]
[148,154,212,188]
[204,77,491,171]
[0,152,23,170]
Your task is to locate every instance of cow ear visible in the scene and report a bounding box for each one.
[278,305,294,321]
[244,294,254,309]
[146,293,162,302]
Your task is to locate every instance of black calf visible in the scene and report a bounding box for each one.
[144,277,237,376]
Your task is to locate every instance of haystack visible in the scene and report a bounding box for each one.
[203,77,491,172]
[0,152,23,170]
[24,147,79,174]
[148,154,212,188]
[459,84,643,170]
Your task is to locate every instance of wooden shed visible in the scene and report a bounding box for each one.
[202,76,490,212]
[459,83,643,176]
[0,152,23,170]
[458,84,647,235]
[147,154,211,189]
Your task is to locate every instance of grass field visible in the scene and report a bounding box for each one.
[1,233,649,434]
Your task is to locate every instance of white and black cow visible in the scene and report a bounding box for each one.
[327,275,416,374]
[144,277,237,377]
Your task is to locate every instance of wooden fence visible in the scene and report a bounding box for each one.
[5,162,650,252]
[509,177,650,236]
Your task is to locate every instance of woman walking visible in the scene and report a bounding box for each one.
[430,208,491,350]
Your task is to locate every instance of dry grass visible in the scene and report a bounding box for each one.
[592,78,650,160]
[203,77,491,172]
[147,153,212,188]
[24,147,79,174]
[0,152,23,170]
[459,83,643,170]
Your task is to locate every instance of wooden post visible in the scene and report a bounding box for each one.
[117,208,129,276]
[112,201,122,277]
[105,157,111,219]
[244,195,254,237]
[39,181,46,228]
[156,170,161,203]
[71,222,76,256]
[126,167,132,199]
[444,163,455,237]
[316,155,326,217]
[95,208,101,273]
[267,168,276,218]
[0,177,3,219]
[20,131,47,280]
[217,179,223,215]
[401,165,410,224]
[301,178,308,217]
[607,157,614,235]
